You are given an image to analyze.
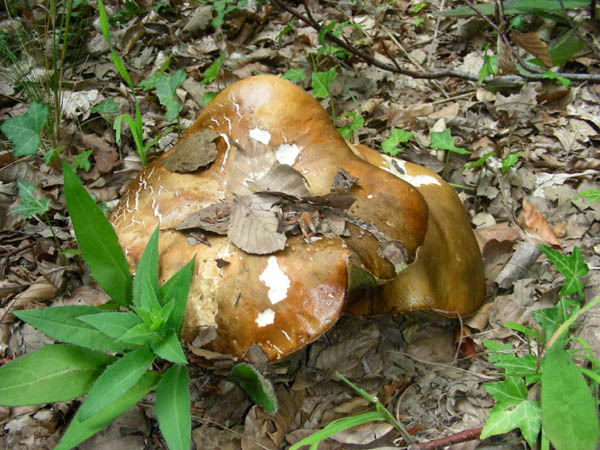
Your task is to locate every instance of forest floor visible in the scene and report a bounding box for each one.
[1,0,599,449]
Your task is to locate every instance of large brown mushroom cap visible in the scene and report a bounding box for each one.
[110,75,430,360]
[345,143,485,317]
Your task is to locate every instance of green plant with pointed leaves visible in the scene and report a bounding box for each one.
[480,245,599,450]
[0,164,195,450]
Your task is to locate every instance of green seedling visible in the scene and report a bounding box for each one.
[337,111,364,141]
[1,101,49,157]
[200,53,225,106]
[480,245,599,449]
[206,0,249,28]
[290,372,412,449]
[573,189,600,204]
[381,128,413,156]
[501,151,523,173]
[97,0,155,166]
[0,164,195,450]
[430,129,470,155]
[479,44,497,84]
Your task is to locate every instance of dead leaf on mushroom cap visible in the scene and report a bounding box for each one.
[174,201,230,235]
[248,163,311,198]
[228,194,286,255]
[162,129,220,173]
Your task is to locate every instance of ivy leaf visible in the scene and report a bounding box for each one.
[311,68,337,99]
[480,399,541,448]
[430,129,470,155]
[71,149,93,172]
[539,245,589,299]
[1,101,48,157]
[91,98,119,114]
[381,128,413,156]
[155,70,186,122]
[8,180,50,219]
[281,68,306,83]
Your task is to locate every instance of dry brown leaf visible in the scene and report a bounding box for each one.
[228,194,286,254]
[497,35,517,75]
[510,30,552,67]
[175,202,230,235]
[162,129,220,173]
[519,198,562,248]
[248,164,311,198]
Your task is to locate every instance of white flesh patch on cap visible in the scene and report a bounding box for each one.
[249,127,271,144]
[381,155,441,187]
[276,143,300,165]
[255,308,275,327]
[259,256,290,304]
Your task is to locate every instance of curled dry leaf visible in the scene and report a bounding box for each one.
[248,163,311,198]
[519,198,562,249]
[162,129,220,173]
[510,30,552,67]
[174,202,230,235]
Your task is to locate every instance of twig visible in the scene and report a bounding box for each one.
[409,426,483,450]
[268,0,600,83]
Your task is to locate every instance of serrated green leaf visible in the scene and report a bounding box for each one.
[155,365,191,450]
[232,363,278,414]
[14,306,130,353]
[78,348,155,421]
[430,129,470,155]
[63,163,132,307]
[152,330,187,363]
[159,257,195,334]
[480,400,541,448]
[77,311,143,341]
[0,344,115,406]
[311,68,336,99]
[1,102,48,157]
[55,371,160,450]
[8,180,50,219]
[542,345,599,450]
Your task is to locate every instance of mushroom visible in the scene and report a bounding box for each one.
[344,143,485,317]
[109,75,483,361]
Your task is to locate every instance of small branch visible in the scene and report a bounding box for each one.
[269,0,600,83]
[409,426,483,450]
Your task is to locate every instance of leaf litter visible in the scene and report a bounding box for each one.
[1,0,599,448]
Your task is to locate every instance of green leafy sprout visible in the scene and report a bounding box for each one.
[0,164,196,450]
[430,129,470,155]
[381,128,413,156]
[480,246,599,449]
[1,101,49,157]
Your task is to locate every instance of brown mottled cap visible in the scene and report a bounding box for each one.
[110,75,480,360]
